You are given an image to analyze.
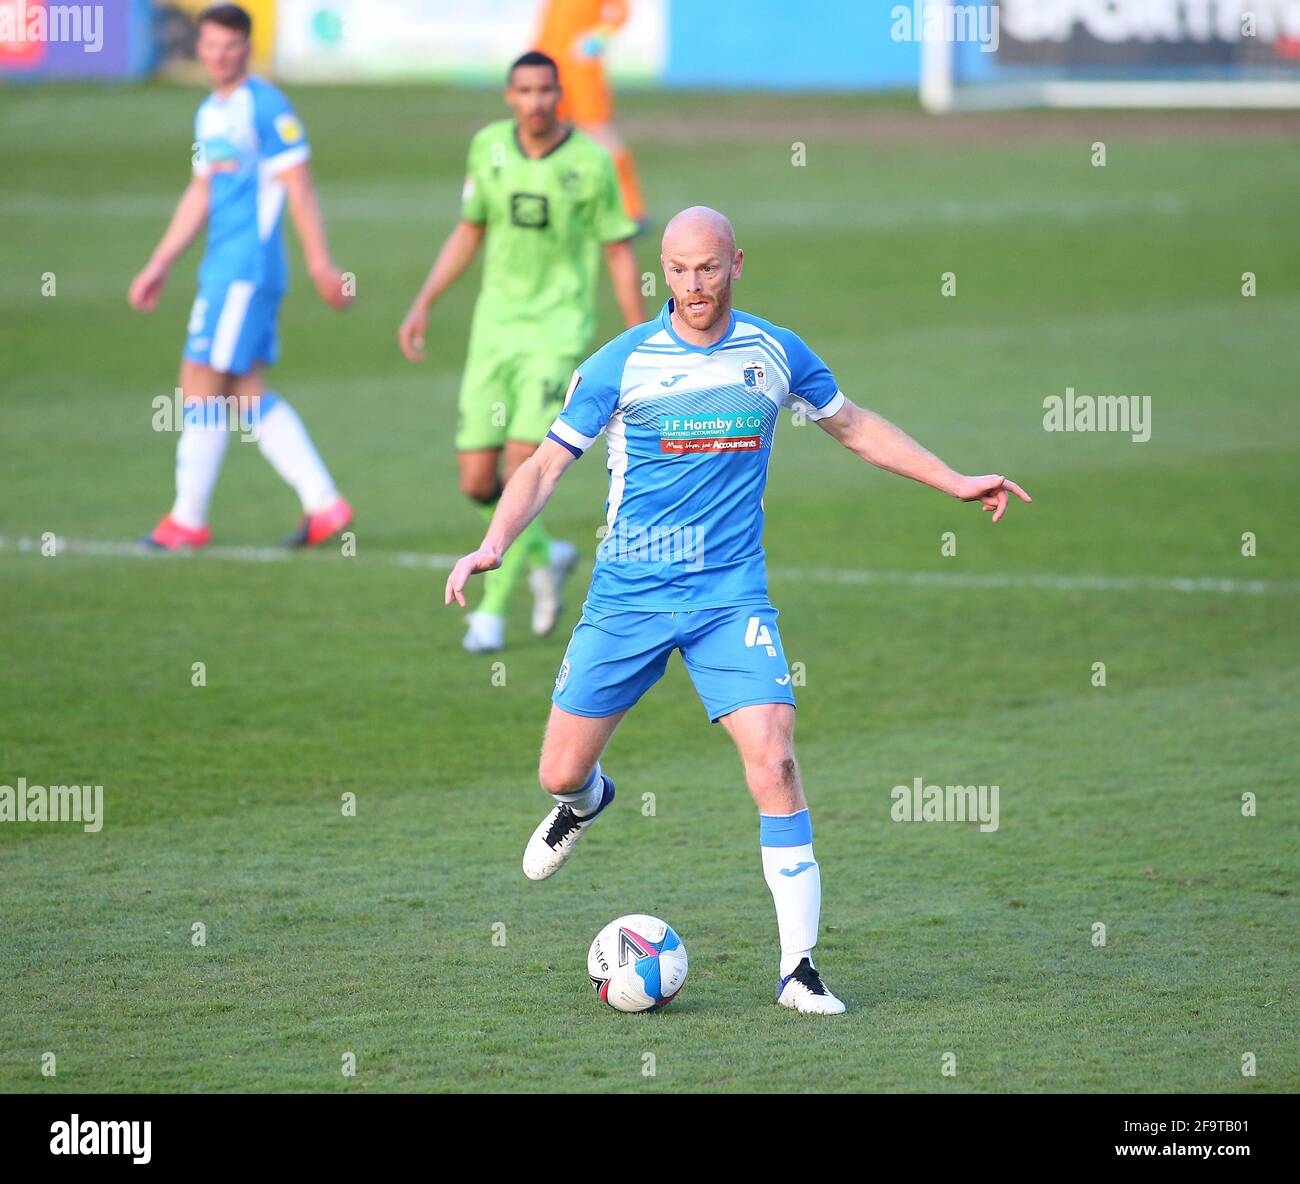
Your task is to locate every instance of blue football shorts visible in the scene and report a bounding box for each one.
[552,601,796,723]
[184,280,282,374]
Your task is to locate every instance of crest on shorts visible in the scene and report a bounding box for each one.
[742,361,767,390]
[555,659,570,691]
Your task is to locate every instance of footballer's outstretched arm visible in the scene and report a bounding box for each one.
[128,175,211,312]
[603,239,646,328]
[815,396,1032,522]
[445,438,579,605]
[280,161,352,311]
[398,220,487,362]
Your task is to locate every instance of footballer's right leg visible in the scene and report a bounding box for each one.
[523,606,674,880]
[144,358,230,549]
[524,705,625,881]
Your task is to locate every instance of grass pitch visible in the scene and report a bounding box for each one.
[1,85,1297,1092]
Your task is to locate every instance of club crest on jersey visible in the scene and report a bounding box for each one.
[274,113,304,145]
[742,361,767,391]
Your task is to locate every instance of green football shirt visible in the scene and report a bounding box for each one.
[460,119,636,357]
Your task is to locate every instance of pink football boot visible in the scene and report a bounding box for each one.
[143,515,211,550]
[285,496,353,547]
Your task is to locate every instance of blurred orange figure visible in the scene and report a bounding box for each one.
[535,0,647,226]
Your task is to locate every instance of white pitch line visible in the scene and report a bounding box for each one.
[1,534,1296,597]
[772,565,1300,597]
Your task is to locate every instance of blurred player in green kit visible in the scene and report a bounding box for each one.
[400,50,645,652]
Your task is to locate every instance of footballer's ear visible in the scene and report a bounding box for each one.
[731,248,744,280]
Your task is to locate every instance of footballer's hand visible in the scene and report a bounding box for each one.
[128,264,168,312]
[445,548,502,606]
[398,307,429,363]
[954,474,1032,523]
[310,263,353,311]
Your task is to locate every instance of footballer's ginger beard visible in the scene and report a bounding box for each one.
[661,206,744,345]
[196,21,251,92]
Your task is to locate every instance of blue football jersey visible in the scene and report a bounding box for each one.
[192,76,310,292]
[547,300,844,611]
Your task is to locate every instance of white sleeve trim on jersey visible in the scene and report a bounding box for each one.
[548,417,598,453]
[795,390,845,421]
[262,144,311,176]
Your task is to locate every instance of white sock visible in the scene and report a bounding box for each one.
[759,809,820,978]
[170,402,230,529]
[254,393,338,513]
[555,762,604,816]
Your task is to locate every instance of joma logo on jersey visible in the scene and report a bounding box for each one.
[742,361,767,390]
[744,616,777,657]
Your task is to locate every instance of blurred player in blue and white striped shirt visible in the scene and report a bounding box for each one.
[128,3,353,550]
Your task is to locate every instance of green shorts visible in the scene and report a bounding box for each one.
[455,346,581,452]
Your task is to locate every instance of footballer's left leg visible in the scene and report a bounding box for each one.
[686,607,845,1014]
